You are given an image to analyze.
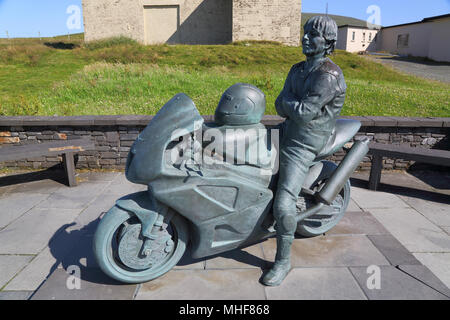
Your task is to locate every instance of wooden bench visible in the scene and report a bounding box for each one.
[368,142,450,190]
[0,138,95,187]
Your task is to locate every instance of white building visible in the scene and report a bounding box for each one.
[336,14,450,62]
[378,14,450,62]
[336,25,380,53]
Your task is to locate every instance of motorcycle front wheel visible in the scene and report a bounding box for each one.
[93,206,189,284]
[295,164,351,237]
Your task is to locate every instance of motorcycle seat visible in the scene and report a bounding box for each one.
[315,119,361,161]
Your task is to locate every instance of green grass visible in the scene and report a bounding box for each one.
[0,36,448,117]
[24,63,284,115]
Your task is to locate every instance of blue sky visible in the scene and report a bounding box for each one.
[0,0,83,38]
[0,0,449,38]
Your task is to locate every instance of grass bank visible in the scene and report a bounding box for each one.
[1,36,448,117]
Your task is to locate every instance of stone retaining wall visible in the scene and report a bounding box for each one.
[0,115,448,171]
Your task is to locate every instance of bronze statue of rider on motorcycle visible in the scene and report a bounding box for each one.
[93,15,363,288]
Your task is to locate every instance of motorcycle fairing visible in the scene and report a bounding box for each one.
[150,172,273,259]
[191,195,272,258]
[125,93,204,185]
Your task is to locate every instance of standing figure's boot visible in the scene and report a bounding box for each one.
[262,235,294,286]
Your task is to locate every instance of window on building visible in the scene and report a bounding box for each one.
[362,32,366,42]
[369,33,372,42]
[352,31,355,41]
[397,34,409,48]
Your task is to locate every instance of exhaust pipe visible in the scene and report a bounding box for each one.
[317,137,370,205]
[295,137,370,223]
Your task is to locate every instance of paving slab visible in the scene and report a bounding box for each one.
[262,235,390,268]
[0,255,33,289]
[265,267,366,300]
[407,170,450,193]
[4,170,448,300]
[0,207,81,254]
[34,193,96,210]
[350,187,410,210]
[367,234,421,266]
[174,248,206,270]
[51,181,111,197]
[0,291,33,300]
[0,185,15,197]
[76,171,121,183]
[35,182,110,210]
[102,174,147,196]
[81,192,118,212]
[398,265,450,297]
[136,269,266,300]
[5,231,88,291]
[56,234,99,270]
[5,220,102,292]
[326,211,390,236]
[205,243,269,269]
[369,208,450,253]
[374,171,438,193]
[7,180,64,195]
[443,227,450,236]
[0,192,49,229]
[31,268,137,300]
[351,170,449,197]
[413,253,450,289]
[347,199,362,212]
[398,195,450,227]
[4,247,59,291]
[71,194,117,234]
[350,266,449,300]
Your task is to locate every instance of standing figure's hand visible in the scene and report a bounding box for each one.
[281,95,300,119]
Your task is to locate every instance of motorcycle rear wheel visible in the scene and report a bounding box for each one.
[93,206,189,284]
[295,169,351,237]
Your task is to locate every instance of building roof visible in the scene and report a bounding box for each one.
[338,24,381,30]
[381,13,450,30]
[338,13,450,31]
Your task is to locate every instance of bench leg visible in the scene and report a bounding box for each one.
[62,152,77,187]
[368,155,382,191]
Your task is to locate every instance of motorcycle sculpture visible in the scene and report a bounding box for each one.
[93,84,369,284]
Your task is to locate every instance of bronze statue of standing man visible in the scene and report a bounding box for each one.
[262,16,347,286]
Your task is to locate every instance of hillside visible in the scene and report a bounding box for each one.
[0,36,448,117]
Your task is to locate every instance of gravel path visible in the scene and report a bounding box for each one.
[365,54,450,83]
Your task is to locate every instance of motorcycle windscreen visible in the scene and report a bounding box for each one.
[126,93,204,184]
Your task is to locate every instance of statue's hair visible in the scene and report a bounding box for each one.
[304,15,338,55]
